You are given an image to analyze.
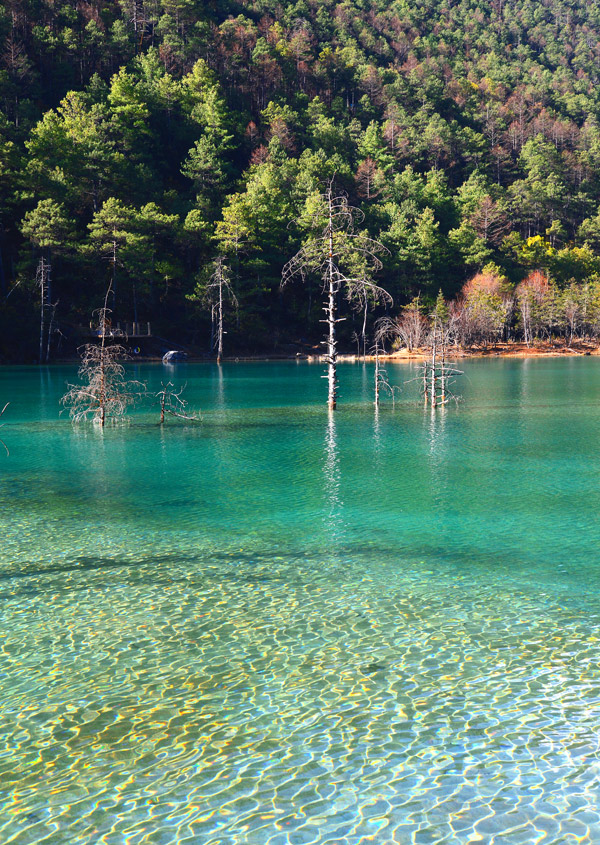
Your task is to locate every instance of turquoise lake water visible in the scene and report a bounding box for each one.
[1,358,600,844]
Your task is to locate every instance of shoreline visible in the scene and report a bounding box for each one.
[227,341,600,363]
[3,341,600,366]
[368,340,600,362]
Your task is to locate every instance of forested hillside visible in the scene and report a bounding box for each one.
[4,0,600,359]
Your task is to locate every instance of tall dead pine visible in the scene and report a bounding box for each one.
[37,257,57,364]
[206,258,238,364]
[282,184,391,409]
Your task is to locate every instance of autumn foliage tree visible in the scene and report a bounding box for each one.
[458,269,511,347]
[355,159,383,200]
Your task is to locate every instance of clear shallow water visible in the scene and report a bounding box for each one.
[1,359,600,844]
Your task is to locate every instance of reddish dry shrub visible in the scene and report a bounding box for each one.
[461,270,505,299]
[457,270,512,346]
[515,270,549,301]
[250,145,270,166]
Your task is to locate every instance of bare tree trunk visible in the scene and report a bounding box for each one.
[206,258,237,364]
[440,326,446,404]
[99,317,106,428]
[98,284,112,428]
[37,257,53,364]
[45,301,57,363]
[325,277,337,409]
[38,260,45,365]
[281,185,390,409]
[374,343,380,408]
[210,304,216,355]
[521,300,532,347]
[111,241,117,311]
[361,297,368,358]
[326,193,337,411]
[419,317,461,409]
[62,285,144,426]
[217,272,223,364]
[155,382,201,423]
[430,323,437,408]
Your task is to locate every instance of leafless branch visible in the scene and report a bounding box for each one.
[281,182,392,409]
[409,317,463,408]
[204,257,238,363]
[373,344,400,407]
[155,382,202,423]
[61,285,145,425]
[0,402,9,456]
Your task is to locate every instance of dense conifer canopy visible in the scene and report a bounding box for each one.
[3,0,600,357]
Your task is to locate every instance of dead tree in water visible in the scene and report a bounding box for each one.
[373,321,400,408]
[37,257,58,364]
[374,341,382,407]
[419,292,462,408]
[282,184,391,409]
[0,403,9,456]
[373,341,398,408]
[62,287,144,426]
[206,258,238,363]
[156,382,202,423]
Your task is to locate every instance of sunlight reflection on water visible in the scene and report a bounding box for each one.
[1,360,600,843]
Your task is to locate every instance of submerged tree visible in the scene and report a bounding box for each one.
[62,288,143,426]
[282,184,391,409]
[36,257,53,364]
[419,292,462,408]
[205,257,238,363]
[373,317,402,408]
[188,257,238,361]
[0,403,9,456]
[372,340,398,409]
[155,382,202,424]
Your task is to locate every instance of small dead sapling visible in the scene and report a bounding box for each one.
[372,338,399,408]
[415,293,462,408]
[0,403,9,456]
[155,382,202,423]
[62,288,144,426]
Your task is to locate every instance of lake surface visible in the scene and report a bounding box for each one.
[1,358,600,844]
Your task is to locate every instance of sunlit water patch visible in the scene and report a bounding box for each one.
[1,359,600,844]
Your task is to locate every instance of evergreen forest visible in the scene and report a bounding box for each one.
[4,0,600,359]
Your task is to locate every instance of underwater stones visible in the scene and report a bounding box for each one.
[360,662,385,675]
